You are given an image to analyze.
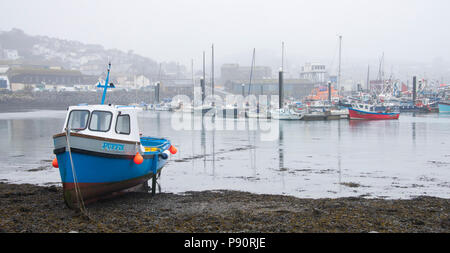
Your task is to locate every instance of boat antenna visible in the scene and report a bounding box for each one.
[97,62,115,104]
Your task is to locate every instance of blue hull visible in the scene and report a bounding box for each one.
[439,103,450,113]
[56,151,167,184]
[55,149,168,207]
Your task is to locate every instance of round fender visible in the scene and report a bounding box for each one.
[160,150,170,159]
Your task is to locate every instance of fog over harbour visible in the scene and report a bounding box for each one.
[1,0,450,82]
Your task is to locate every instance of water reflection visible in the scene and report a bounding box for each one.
[278,121,284,171]
[337,119,342,192]
[201,116,206,172]
[247,120,257,176]
[212,117,216,177]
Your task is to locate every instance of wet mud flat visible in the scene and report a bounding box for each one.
[0,182,449,233]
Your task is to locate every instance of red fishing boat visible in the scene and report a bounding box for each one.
[349,103,400,120]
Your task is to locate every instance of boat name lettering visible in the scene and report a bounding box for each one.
[102,142,124,151]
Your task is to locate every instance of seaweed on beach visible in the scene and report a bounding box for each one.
[0,182,449,233]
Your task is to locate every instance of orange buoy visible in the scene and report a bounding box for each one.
[169,145,177,155]
[134,152,144,164]
[52,158,59,168]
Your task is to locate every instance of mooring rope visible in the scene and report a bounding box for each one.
[66,128,90,218]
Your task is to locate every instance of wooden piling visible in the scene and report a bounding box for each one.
[155,82,160,104]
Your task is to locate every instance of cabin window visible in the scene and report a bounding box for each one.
[67,110,90,130]
[89,111,112,132]
[115,114,130,135]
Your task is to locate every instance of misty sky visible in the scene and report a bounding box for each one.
[1,0,450,79]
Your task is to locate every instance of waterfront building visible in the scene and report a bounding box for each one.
[159,79,195,97]
[224,78,314,99]
[221,64,272,83]
[300,63,328,85]
[5,65,98,91]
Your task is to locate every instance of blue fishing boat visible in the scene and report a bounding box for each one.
[52,63,177,208]
[439,101,450,113]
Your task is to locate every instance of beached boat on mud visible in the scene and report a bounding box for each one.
[52,63,177,208]
[349,103,399,120]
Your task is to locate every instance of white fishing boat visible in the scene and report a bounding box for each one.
[219,104,240,118]
[246,109,271,119]
[154,103,171,111]
[270,107,304,120]
[330,108,349,118]
[193,103,216,115]
[181,104,194,113]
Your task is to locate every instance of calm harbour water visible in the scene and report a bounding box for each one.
[0,109,449,199]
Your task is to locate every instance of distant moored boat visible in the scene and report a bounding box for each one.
[349,103,400,120]
[438,101,450,113]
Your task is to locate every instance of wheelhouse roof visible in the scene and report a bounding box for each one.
[68,104,143,112]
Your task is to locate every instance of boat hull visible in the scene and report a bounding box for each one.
[270,109,303,120]
[438,102,450,113]
[53,133,168,207]
[61,174,153,207]
[272,113,303,120]
[348,108,399,120]
[246,111,271,119]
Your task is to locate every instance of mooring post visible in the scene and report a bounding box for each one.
[328,81,332,103]
[155,82,160,104]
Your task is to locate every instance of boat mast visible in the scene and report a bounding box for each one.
[202,51,206,104]
[281,41,285,71]
[211,44,214,97]
[337,35,342,97]
[377,52,384,94]
[366,65,370,92]
[202,51,206,87]
[248,48,255,96]
[191,58,194,99]
[98,62,114,105]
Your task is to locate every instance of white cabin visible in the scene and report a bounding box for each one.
[62,104,142,143]
[351,103,376,112]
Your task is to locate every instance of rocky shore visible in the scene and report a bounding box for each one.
[0,182,449,233]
